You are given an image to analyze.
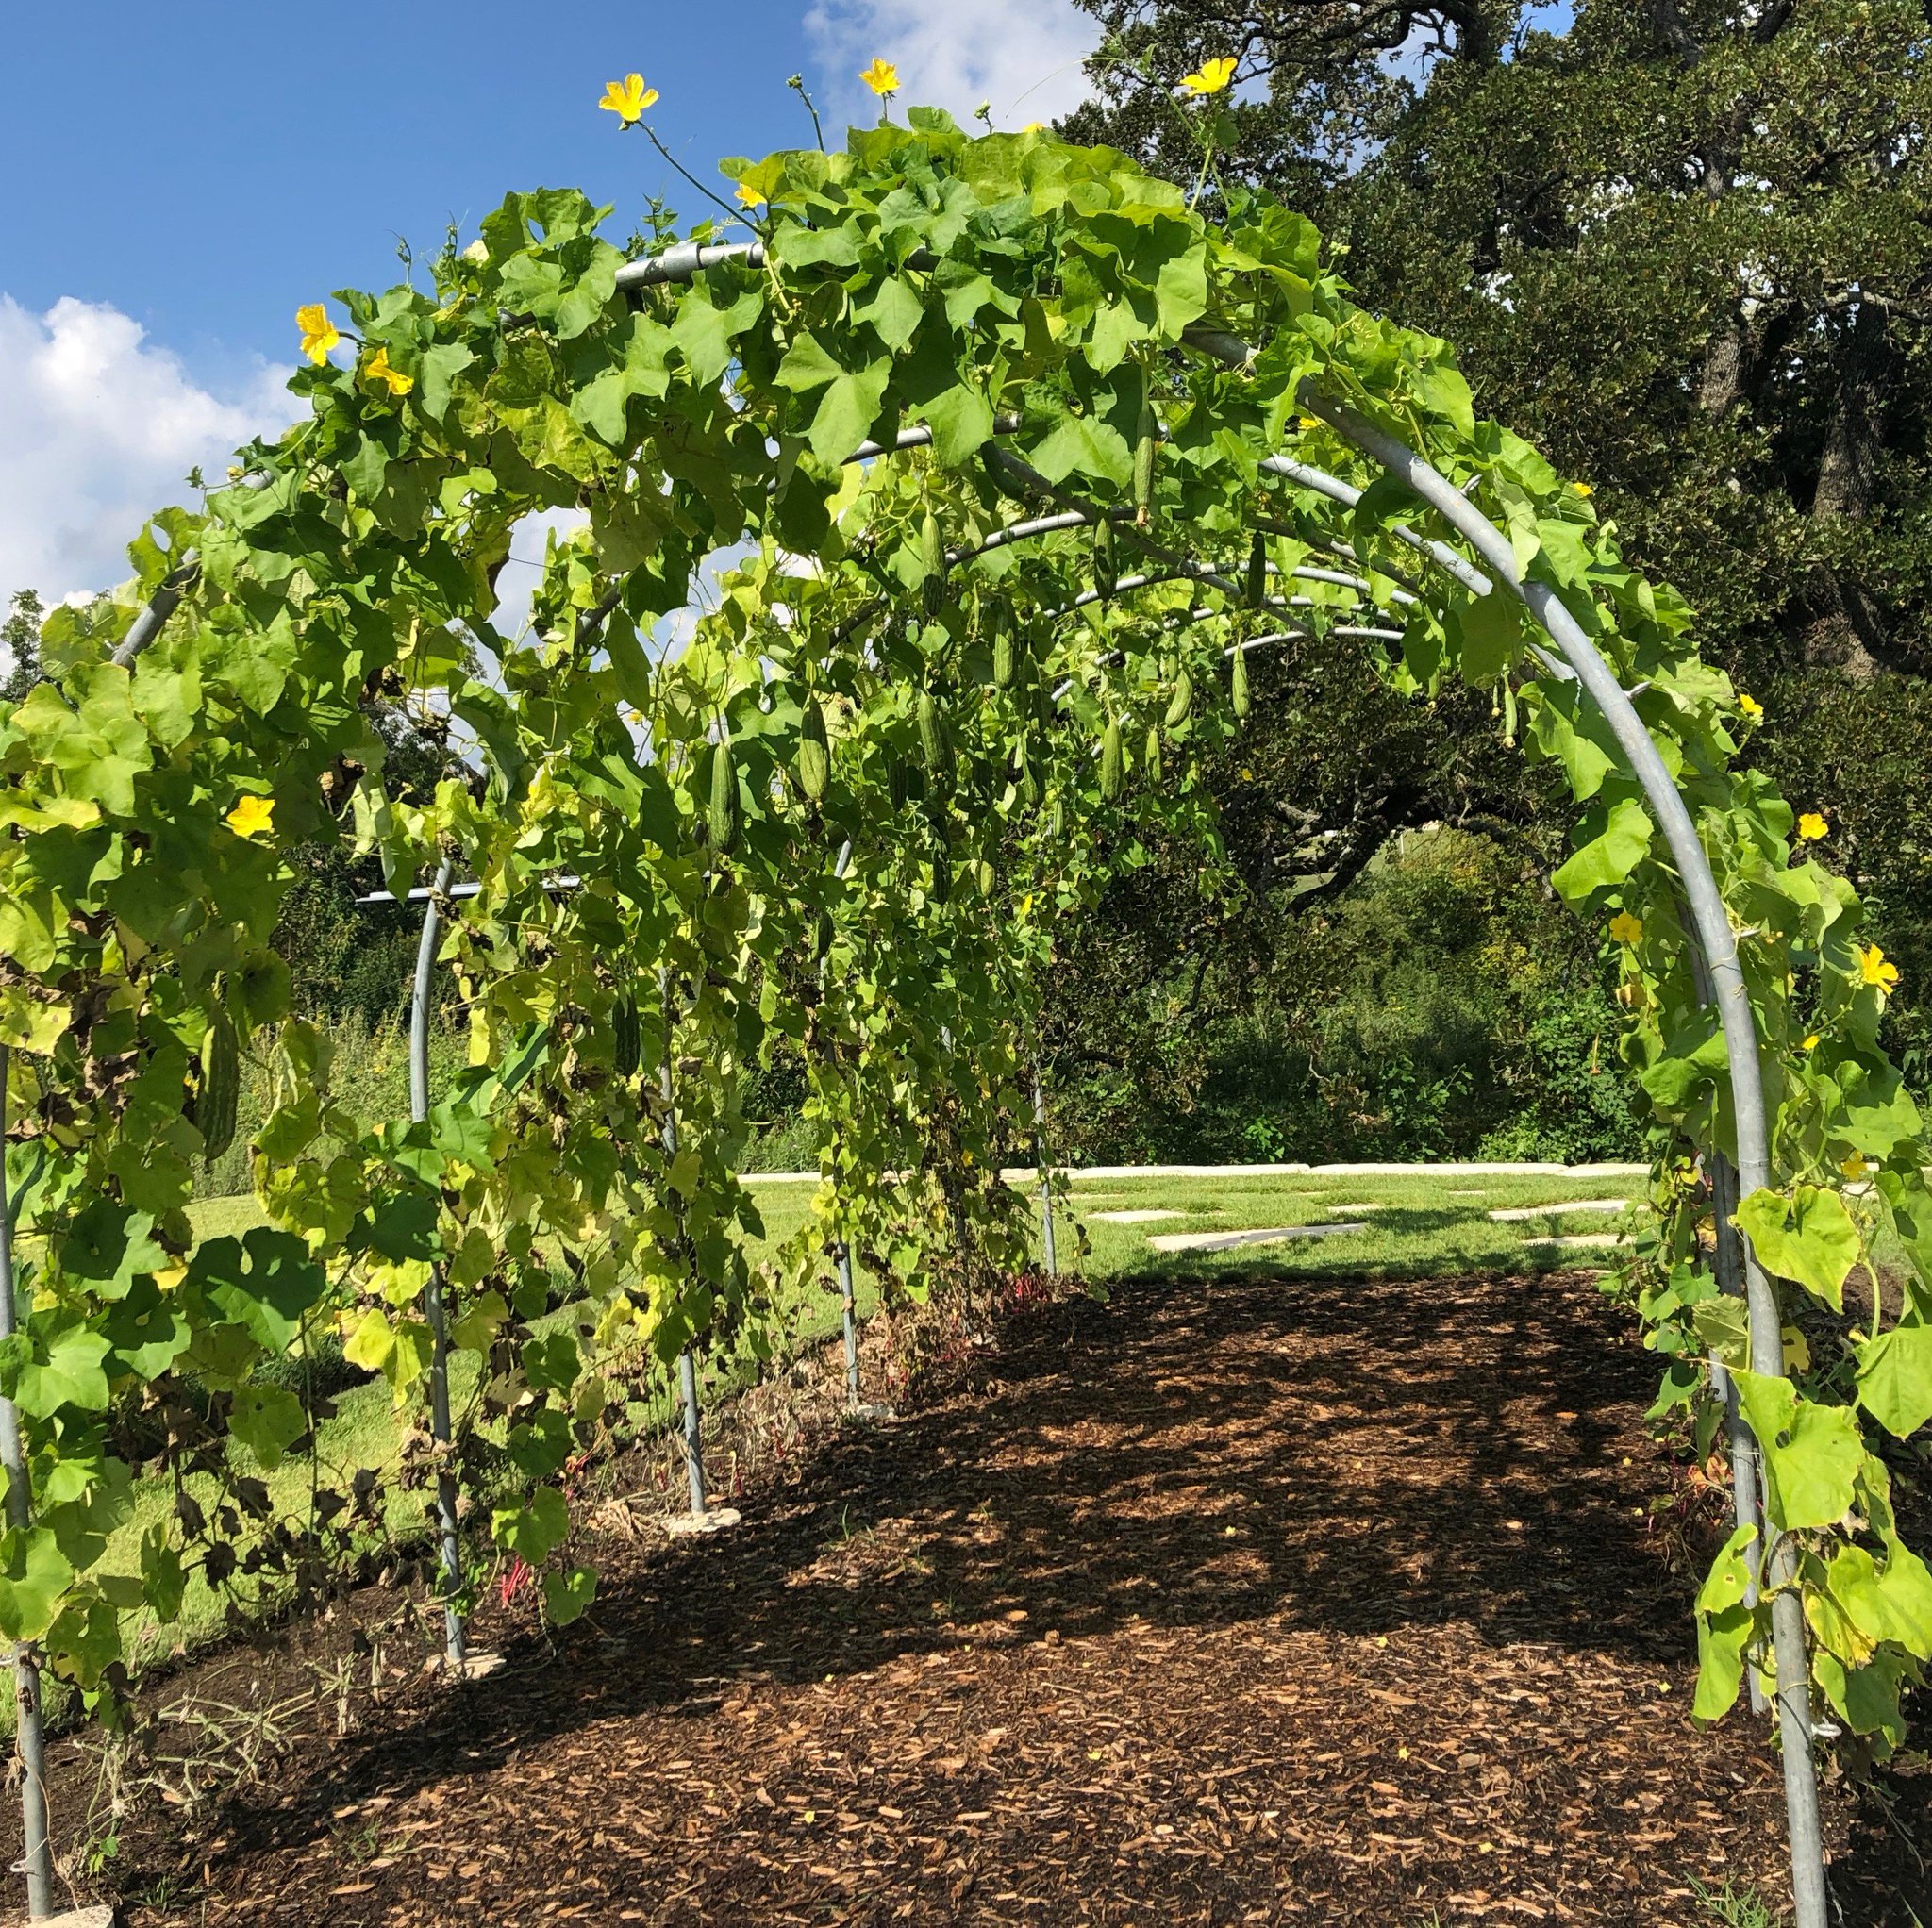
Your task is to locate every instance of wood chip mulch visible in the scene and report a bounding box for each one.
[24,1267,1932,1924]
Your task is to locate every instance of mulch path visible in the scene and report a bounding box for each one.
[22,1267,1932,1924]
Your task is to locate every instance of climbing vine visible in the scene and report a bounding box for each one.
[0,105,1923,1776]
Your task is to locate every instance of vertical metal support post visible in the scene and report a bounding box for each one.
[1302,388,1829,1928]
[838,1245,861,1407]
[1686,943,1769,1717]
[1032,1065,1058,1277]
[411,862,467,1669]
[659,969,707,1519]
[0,1048,54,1921]
[1711,1151,1770,1716]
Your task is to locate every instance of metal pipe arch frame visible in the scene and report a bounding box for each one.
[4,109,1916,1928]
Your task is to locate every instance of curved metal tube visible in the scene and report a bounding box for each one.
[1296,385,1827,1928]
[411,857,468,1667]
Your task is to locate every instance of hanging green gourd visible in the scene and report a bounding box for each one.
[1093,516,1117,598]
[1050,796,1066,841]
[920,509,945,620]
[612,994,642,1077]
[1013,738,1039,809]
[890,757,916,810]
[917,688,948,781]
[1165,667,1193,730]
[195,1008,240,1163]
[1232,644,1252,720]
[1100,715,1123,800]
[1143,724,1163,787]
[989,601,1017,690]
[1246,530,1268,609]
[708,738,739,854]
[1133,380,1158,529]
[796,695,830,802]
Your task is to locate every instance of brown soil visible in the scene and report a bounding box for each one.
[15,1267,1930,1925]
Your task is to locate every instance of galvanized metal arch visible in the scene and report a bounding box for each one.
[92,234,1827,1928]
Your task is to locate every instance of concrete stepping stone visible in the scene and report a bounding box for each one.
[1524,1231,1627,1249]
[1327,1202,1384,1212]
[1090,1208,1184,1223]
[1488,1199,1630,1222]
[1147,1223,1369,1254]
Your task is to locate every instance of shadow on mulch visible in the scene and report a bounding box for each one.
[25,1267,1932,1925]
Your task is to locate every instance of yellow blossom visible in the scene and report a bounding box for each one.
[1179,56,1238,95]
[295,304,340,365]
[1801,1033,1821,1052]
[1859,944,1900,992]
[859,58,899,96]
[1297,415,1322,431]
[1572,480,1593,498]
[226,795,275,839]
[1796,810,1828,841]
[734,182,764,207]
[598,74,658,124]
[361,346,412,396]
[1737,691,1763,721]
[1840,1154,1871,1180]
[1608,910,1643,946]
[1023,121,1047,132]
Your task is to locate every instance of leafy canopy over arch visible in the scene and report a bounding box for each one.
[0,108,1925,1751]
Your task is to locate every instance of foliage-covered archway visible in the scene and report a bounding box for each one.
[2,108,1926,1924]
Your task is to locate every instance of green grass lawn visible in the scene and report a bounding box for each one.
[52,1163,1650,1705]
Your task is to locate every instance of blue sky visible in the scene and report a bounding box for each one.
[1,1,1573,606]
[6,4,837,382]
[0,0,1097,603]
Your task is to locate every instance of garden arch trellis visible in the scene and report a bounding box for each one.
[1,112,1925,1928]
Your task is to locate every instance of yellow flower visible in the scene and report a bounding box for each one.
[1840,1154,1871,1179]
[859,58,900,96]
[226,795,275,839]
[1572,480,1593,498]
[1858,944,1900,993]
[1023,121,1047,133]
[295,304,340,365]
[734,182,764,207]
[1796,810,1828,841]
[1737,691,1763,721]
[1297,415,1322,431]
[598,74,658,125]
[1801,1033,1821,1052]
[1179,56,1238,95]
[1608,910,1644,945]
[361,346,412,396]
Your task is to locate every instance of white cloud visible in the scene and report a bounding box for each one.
[806,0,1095,132]
[0,295,295,607]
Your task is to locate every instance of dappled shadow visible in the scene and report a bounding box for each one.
[180,1265,1704,1869]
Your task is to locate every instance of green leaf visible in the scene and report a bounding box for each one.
[807,366,890,465]
[1855,1323,1932,1438]
[1027,414,1133,490]
[1731,1371,1867,1531]
[1690,1297,1750,1371]
[0,1525,73,1642]
[13,1324,112,1418]
[1551,796,1653,902]
[1736,1185,1860,1310]
[228,1386,307,1469]
[140,1523,186,1624]
[542,1563,597,1626]
[492,1486,569,1562]
[1692,1602,1753,1723]
[1453,594,1523,685]
[194,1228,327,1355]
